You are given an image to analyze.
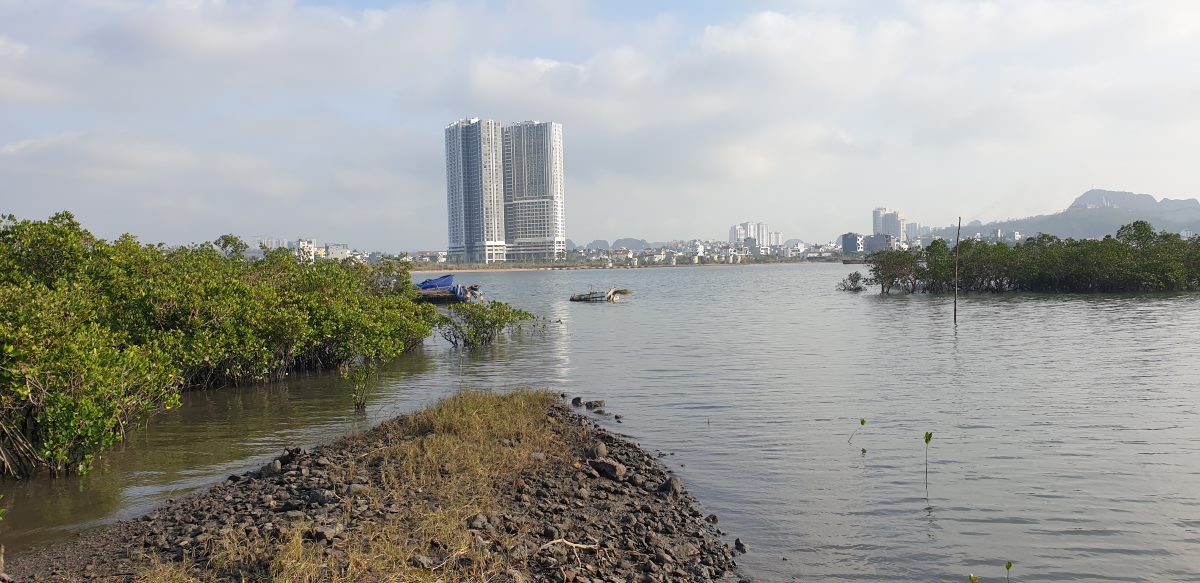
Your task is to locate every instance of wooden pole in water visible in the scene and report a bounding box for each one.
[954,216,962,324]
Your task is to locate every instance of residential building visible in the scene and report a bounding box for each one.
[863,233,897,253]
[872,207,893,235]
[841,232,865,255]
[905,222,921,242]
[768,231,783,246]
[503,121,566,261]
[445,118,506,263]
[326,243,350,260]
[296,239,315,264]
[881,211,906,242]
[729,222,768,246]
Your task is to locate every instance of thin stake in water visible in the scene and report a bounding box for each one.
[924,431,934,500]
[954,216,962,324]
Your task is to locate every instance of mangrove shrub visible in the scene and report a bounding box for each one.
[437,300,536,348]
[0,212,436,477]
[858,221,1200,294]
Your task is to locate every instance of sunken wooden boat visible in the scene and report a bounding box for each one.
[570,288,631,302]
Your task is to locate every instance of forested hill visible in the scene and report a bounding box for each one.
[934,189,1200,240]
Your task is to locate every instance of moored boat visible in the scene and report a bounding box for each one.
[415,275,480,303]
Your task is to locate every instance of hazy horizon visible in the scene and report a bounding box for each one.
[4,1,1200,251]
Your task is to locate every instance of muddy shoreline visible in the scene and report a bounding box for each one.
[5,397,750,582]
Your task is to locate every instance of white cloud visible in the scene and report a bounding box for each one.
[1,0,1199,248]
[0,35,27,58]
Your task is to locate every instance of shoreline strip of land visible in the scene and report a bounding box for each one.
[4,391,747,583]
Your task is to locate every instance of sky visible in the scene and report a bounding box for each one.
[3,0,1200,251]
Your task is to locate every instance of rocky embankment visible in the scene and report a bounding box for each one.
[6,395,748,582]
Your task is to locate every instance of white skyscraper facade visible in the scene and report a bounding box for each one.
[729,221,769,246]
[872,207,909,242]
[881,211,906,242]
[872,207,893,235]
[503,121,566,261]
[729,224,746,244]
[445,118,507,263]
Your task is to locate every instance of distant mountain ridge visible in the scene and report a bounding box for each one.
[1068,189,1200,213]
[936,189,1200,240]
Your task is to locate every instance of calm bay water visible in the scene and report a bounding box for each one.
[3,263,1199,582]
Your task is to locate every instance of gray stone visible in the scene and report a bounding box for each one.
[658,476,683,497]
[588,458,627,481]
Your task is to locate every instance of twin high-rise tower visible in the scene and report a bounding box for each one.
[445,118,565,263]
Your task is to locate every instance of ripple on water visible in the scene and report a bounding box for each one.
[2,265,1199,582]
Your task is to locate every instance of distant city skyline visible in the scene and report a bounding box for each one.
[3,2,1199,250]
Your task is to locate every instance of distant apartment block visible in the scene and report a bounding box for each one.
[503,121,566,261]
[729,224,744,244]
[325,243,350,260]
[445,118,507,263]
[296,239,315,263]
[872,207,892,236]
[872,207,909,242]
[444,117,568,263]
[729,221,768,246]
[905,222,921,242]
[841,232,865,255]
[260,237,289,250]
[880,211,906,242]
[863,233,897,253]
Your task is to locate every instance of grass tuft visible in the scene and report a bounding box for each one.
[132,389,561,583]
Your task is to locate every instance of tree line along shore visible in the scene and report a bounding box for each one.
[0,212,529,479]
[845,221,1200,294]
[4,391,746,583]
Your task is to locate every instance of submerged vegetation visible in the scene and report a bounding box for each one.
[849,221,1200,294]
[0,212,437,477]
[836,271,866,292]
[847,417,866,444]
[436,300,536,348]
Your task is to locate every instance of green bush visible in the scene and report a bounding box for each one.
[0,212,436,477]
[437,300,536,348]
[857,221,1200,294]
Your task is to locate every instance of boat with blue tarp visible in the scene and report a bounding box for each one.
[415,275,480,303]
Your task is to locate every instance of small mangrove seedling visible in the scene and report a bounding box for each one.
[860,447,867,456]
[1005,561,1013,582]
[340,360,376,413]
[968,575,980,583]
[924,431,934,499]
[848,417,866,444]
